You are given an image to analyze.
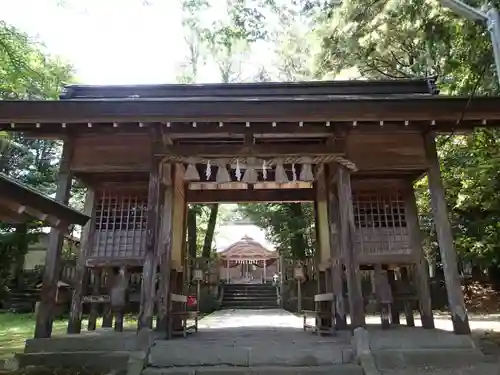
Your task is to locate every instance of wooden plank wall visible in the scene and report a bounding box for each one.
[72,134,151,172]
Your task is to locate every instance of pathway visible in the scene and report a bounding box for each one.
[147,309,356,368]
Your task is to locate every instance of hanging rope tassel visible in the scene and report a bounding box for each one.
[205,160,212,180]
[275,161,289,183]
[242,166,258,183]
[299,163,314,181]
[215,160,231,184]
[235,159,242,181]
[184,160,200,181]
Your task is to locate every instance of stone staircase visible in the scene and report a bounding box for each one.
[222,283,278,309]
[142,329,363,375]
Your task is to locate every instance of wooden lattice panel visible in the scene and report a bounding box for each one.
[352,190,411,258]
[90,190,148,259]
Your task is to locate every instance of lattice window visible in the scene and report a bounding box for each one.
[352,190,410,256]
[91,190,148,258]
[353,192,406,228]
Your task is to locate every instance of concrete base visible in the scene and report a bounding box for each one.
[351,325,500,375]
[17,329,156,374]
[142,364,364,375]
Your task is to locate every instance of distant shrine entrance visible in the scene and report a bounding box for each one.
[218,235,278,284]
[2,77,499,340]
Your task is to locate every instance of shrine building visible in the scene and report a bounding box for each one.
[218,235,278,284]
[1,77,499,339]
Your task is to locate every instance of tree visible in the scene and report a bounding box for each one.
[0,21,75,298]
[312,0,500,283]
[179,0,271,258]
[236,203,316,259]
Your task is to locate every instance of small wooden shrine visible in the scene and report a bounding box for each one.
[218,235,278,284]
[1,77,499,338]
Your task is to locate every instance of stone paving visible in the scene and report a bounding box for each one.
[148,309,355,368]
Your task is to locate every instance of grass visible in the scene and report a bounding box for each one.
[0,313,139,361]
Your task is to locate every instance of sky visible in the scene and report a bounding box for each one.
[2,0,196,84]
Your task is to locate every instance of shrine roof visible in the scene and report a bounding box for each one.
[219,235,277,259]
[0,173,90,230]
[59,77,438,99]
[0,78,499,132]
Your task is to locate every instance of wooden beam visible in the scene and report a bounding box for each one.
[67,188,96,334]
[336,165,365,328]
[1,96,500,124]
[402,181,434,329]
[186,188,313,203]
[423,131,470,335]
[138,126,163,331]
[34,138,74,339]
[161,142,345,158]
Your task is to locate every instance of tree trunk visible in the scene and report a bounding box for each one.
[187,206,197,258]
[202,204,219,258]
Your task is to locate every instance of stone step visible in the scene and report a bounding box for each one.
[149,341,354,368]
[221,302,278,308]
[24,333,140,353]
[223,296,277,300]
[374,348,488,369]
[16,351,131,373]
[142,364,364,375]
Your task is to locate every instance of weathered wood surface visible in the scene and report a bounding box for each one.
[403,181,434,329]
[326,165,347,329]
[34,138,74,339]
[423,131,470,335]
[87,269,101,331]
[67,188,96,334]
[138,154,162,329]
[72,134,151,172]
[336,166,365,328]
[186,187,313,203]
[157,164,174,333]
[1,95,499,125]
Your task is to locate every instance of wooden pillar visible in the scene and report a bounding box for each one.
[326,165,347,329]
[336,166,365,328]
[423,132,470,334]
[34,138,73,339]
[102,268,114,328]
[157,163,174,333]
[387,270,401,325]
[87,269,100,331]
[403,181,434,329]
[138,126,162,331]
[67,188,96,334]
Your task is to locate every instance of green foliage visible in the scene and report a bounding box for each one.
[312,0,500,277]
[236,203,316,259]
[0,21,77,291]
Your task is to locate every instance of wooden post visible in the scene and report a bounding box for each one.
[387,270,401,325]
[87,269,100,331]
[68,188,96,334]
[326,165,347,329]
[336,166,365,328]
[102,268,114,328]
[157,163,174,333]
[400,267,415,327]
[34,138,73,339]
[138,152,162,330]
[423,131,470,334]
[403,181,434,329]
